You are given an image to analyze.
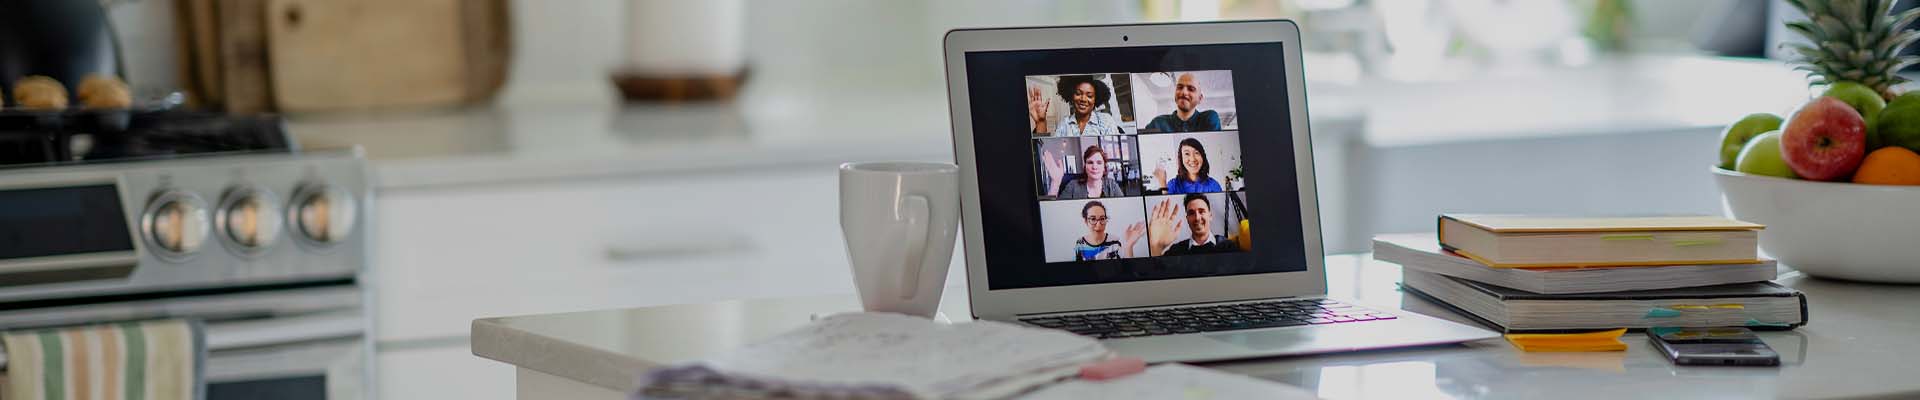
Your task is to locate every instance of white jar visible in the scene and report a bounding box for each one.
[622,0,746,76]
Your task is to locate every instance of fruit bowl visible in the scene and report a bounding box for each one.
[1715,167,1920,283]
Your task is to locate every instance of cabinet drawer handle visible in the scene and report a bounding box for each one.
[604,232,754,263]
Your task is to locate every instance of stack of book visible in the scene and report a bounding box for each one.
[1375,214,1808,333]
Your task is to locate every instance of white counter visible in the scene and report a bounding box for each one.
[472,256,1920,399]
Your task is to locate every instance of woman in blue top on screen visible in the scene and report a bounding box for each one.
[1156,138,1223,194]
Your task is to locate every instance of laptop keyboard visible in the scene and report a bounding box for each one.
[1018,299,1396,339]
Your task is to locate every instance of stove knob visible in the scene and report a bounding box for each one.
[218,186,282,250]
[290,184,356,245]
[143,191,210,256]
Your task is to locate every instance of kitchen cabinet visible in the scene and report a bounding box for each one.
[367,168,891,343]
[366,166,967,399]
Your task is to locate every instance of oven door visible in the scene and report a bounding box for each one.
[206,336,368,400]
[203,310,370,400]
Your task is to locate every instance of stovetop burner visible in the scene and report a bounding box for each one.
[0,110,295,167]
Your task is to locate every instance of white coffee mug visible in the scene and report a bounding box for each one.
[839,162,960,318]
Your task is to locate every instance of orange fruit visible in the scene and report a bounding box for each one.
[1852,147,1920,185]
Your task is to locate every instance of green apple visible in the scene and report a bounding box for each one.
[1878,92,1920,152]
[1735,130,1798,178]
[1824,81,1886,148]
[1718,113,1783,169]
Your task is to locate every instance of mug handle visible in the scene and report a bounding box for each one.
[898,194,931,300]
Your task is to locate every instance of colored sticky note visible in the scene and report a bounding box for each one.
[1745,319,1791,328]
[1506,328,1630,341]
[1670,305,1711,311]
[1644,308,1683,318]
[1506,328,1629,352]
[1649,327,1682,336]
[1509,341,1629,352]
[1672,239,1723,247]
[1709,304,1745,309]
[1079,357,1146,380]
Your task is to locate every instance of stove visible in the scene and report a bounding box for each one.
[0,110,294,167]
[0,111,372,400]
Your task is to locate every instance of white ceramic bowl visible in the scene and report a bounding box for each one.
[1714,167,1920,283]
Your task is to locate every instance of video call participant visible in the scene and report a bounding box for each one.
[1147,194,1237,256]
[1153,138,1224,194]
[1143,73,1222,133]
[1073,201,1146,260]
[1048,145,1125,199]
[1029,75,1121,136]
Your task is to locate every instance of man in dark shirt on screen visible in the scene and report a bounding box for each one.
[1150,194,1237,256]
[1143,73,1222,133]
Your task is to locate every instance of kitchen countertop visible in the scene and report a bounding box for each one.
[285,92,964,190]
[289,54,1802,190]
[287,93,1365,191]
[472,255,1920,399]
[1323,55,1813,147]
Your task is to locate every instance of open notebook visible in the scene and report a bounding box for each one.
[632,312,1317,400]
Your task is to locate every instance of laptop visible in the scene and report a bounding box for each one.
[942,20,1497,363]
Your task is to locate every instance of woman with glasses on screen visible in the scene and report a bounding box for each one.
[1154,138,1223,194]
[1075,201,1145,260]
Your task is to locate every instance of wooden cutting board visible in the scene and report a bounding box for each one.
[262,0,507,112]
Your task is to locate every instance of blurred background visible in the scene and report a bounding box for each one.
[17,0,1890,398]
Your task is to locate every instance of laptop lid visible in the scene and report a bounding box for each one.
[943,21,1327,321]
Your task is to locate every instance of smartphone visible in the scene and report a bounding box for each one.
[1647,327,1780,366]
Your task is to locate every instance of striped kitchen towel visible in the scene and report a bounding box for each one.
[0,320,204,400]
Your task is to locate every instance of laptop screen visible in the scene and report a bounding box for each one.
[964,42,1311,290]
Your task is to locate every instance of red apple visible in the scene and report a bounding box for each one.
[1782,97,1868,181]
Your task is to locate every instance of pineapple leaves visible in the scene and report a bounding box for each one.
[1785,0,1917,91]
[1820,41,1856,61]
[1785,21,1825,42]
[1788,43,1827,62]
[1814,15,1852,41]
[1876,30,1920,57]
[1889,55,1920,74]
[1788,0,1825,18]
[1891,8,1920,34]
[1869,0,1889,31]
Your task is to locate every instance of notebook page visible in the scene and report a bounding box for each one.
[705,312,1110,397]
[1021,364,1319,400]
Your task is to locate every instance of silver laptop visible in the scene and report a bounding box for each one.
[942,20,1496,363]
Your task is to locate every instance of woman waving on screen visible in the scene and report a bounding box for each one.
[1074,201,1145,260]
[1154,138,1223,194]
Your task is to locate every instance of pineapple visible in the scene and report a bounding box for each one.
[1782,0,1920,100]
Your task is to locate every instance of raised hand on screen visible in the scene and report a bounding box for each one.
[1041,149,1066,196]
[1123,221,1146,257]
[1028,84,1051,134]
[1147,198,1184,256]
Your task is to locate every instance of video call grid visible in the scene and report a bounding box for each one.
[1026,70,1248,263]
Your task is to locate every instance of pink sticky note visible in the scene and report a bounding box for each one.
[1079,357,1148,381]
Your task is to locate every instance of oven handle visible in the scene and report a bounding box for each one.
[205,311,365,351]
